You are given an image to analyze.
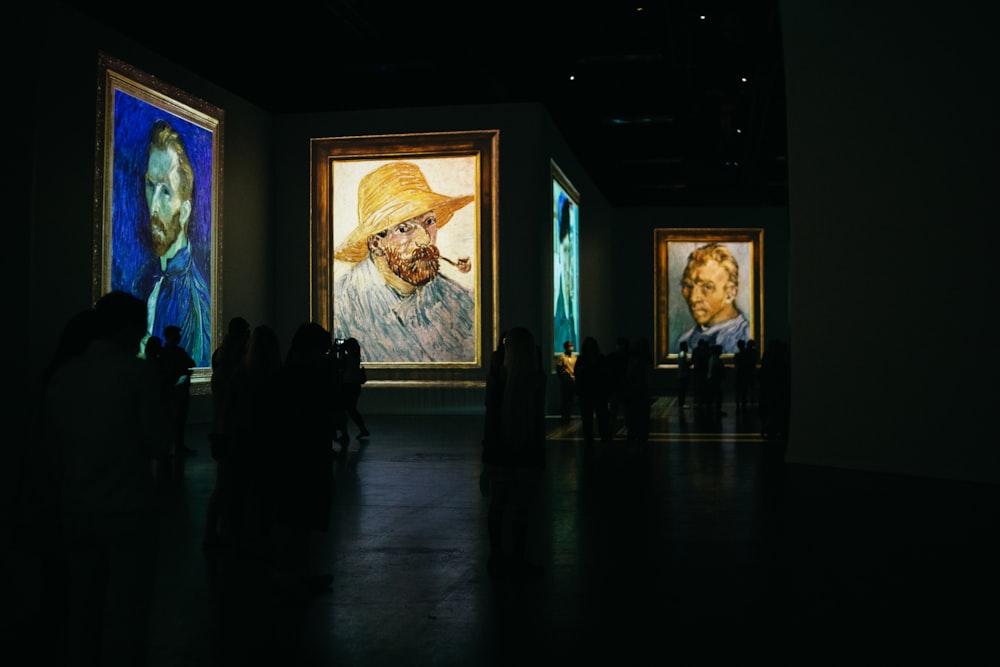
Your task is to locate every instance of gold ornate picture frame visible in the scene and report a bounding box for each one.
[654,228,764,365]
[310,130,498,384]
[94,52,224,383]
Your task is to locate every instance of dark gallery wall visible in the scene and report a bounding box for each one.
[780,0,999,483]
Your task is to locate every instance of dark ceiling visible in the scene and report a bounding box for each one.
[63,0,787,208]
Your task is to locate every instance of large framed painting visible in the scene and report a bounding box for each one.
[94,52,224,383]
[311,131,498,383]
[551,160,580,370]
[654,228,764,365]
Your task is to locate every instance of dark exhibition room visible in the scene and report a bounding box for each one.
[7,1,998,664]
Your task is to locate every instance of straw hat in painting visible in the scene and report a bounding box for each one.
[334,161,474,263]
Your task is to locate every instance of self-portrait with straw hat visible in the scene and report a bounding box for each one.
[333,161,476,362]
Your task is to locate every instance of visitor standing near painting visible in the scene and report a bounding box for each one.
[624,337,653,443]
[204,316,252,549]
[339,337,370,442]
[40,291,171,667]
[734,338,755,413]
[606,336,631,430]
[574,336,612,443]
[131,119,211,368]
[159,325,197,458]
[332,161,475,362]
[270,322,339,600]
[480,326,547,580]
[676,340,693,410]
[556,340,577,423]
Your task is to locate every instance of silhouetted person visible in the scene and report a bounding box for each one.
[17,309,100,653]
[340,337,370,441]
[692,338,711,411]
[142,335,177,484]
[481,326,547,580]
[219,324,284,555]
[606,336,630,434]
[734,339,754,413]
[40,291,170,667]
[489,331,507,372]
[555,339,576,423]
[271,322,339,601]
[746,338,760,406]
[160,324,196,465]
[40,309,101,389]
[624,337,653,443]
[210,316,251,444]
[676,340,692,410]
[143,335,163,363]
[705,343,727,419]
[203,316,251,549]
[575,336,611,443]
[327,339,351,448]
[759,340,790,439]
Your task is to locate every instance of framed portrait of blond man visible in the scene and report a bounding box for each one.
[311,131,498,382]
[94,52,224,385]
[654,228,764,366]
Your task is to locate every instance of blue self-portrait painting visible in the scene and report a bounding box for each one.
[109,89,214,367]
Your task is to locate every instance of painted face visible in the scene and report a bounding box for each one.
[149,208,184,259]
[380,210,441,287]
[681,259,737,327]
[145,146,189,257]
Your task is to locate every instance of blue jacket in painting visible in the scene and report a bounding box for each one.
[333,255,475,363]
[133,242,211,368]
[676,312,750,355]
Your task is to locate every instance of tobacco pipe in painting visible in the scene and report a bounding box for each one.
[440,255,472,273]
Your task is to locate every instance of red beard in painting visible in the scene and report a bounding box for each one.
[150,209,183,258]
[384,244,441,287]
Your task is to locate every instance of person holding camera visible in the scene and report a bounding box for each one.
[340,337,370,441]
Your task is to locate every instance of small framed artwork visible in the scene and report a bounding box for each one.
[311,130,498,383]
[654,228,764,365]
[94,52,224,380]
[551,160,580,370]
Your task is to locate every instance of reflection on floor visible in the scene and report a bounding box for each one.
[10,397,999,664]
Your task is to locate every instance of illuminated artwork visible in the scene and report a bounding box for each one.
[654,229,763,364]
[311,131,498,380]
[95,53,223,373]
[551,161,580,366]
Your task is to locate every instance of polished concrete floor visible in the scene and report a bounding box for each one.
[10,396,1000,664]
